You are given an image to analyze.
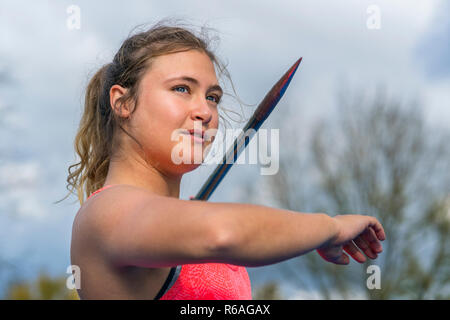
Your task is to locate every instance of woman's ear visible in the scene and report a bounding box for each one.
[110,84,131,118]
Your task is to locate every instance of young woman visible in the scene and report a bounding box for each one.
[67,21,386,300]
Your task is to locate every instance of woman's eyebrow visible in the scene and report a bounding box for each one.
[165,76,223,95]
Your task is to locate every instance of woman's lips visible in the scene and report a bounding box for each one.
[182,132,204,143]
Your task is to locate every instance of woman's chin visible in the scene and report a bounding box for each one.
[170,161,204,175]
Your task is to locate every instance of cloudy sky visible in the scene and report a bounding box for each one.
[0,0,448,297]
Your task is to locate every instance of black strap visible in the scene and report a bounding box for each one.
[154,266,176,300]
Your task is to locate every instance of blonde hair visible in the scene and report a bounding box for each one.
[58,19,248,206]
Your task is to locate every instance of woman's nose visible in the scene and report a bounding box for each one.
[190,99,213,124]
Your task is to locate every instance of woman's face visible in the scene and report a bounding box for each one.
[115,49,222,176]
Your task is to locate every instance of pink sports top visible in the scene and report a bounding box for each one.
[86,184,252,300]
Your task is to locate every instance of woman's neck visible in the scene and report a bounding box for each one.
[104,154,182,198]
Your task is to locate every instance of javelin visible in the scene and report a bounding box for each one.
[190,57,303,201]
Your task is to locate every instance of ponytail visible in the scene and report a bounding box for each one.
[61,64,113,205]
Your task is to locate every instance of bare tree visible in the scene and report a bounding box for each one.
[243,87,450,299]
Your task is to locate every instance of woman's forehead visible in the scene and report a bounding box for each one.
[146,50,217,82]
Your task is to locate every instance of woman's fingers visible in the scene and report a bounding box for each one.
[333,252,350,265]
[369,218,386,241]
[343,241,366,263]
[318,214,387,266]
[351,217,385,260]
[362,227,383,254]
[354,235,378,259]
[317,246,350,265]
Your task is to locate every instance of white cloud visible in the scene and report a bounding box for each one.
[0,161,48,220]
[0,161,39,188]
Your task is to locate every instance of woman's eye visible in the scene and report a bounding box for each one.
[173,85,220,103]
[173,86,189,93]
[207,95,221,103]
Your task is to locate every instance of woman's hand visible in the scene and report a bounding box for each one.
[316,214,386,265]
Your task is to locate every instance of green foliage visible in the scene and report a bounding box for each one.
[253,281,284,300]
[5,272,79,300]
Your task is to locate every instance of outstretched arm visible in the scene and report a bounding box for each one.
[206,203,385,267]
[82,184,385,268]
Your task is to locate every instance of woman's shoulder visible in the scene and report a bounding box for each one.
[75,184,159,234]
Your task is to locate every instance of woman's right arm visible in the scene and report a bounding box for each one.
[82,185,384,268]
[193,201,385,267]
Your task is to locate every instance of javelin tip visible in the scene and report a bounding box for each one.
[288,57,302,79]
